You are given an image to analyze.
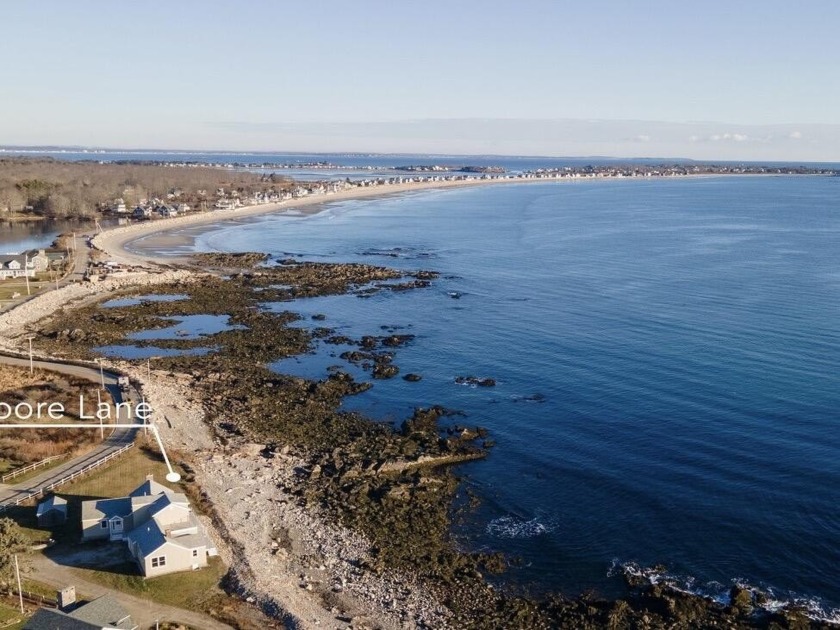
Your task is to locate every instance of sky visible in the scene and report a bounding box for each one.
[2,0,839,161]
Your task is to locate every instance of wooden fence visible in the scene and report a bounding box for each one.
[0,442,134,512]
[1,454,68,483]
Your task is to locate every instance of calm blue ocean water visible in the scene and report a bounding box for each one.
[163,177,839,616]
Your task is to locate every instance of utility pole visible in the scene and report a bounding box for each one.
[14,555,23,613]
[24,253,31,296]
[25,335,35,374]
[97,389,104,440]
[95,358,105,389]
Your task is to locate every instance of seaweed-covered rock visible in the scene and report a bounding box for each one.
[373,363,399,379]
[455,375,496,387]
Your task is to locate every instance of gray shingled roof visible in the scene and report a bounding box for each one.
[25,608,101,630]
[80,497,131,522]
[36,495,68,517]
[148,492,189,514]
[129,477,172,498]
[126,521,166,556]
[168,529,210,550]
[25,595,135,629]
[68,595,134,629]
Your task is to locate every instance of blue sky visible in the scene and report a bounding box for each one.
[2,1,839,159]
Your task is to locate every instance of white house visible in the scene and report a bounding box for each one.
[0,254,35,280]
[81,475,217,577]
[156,206,178,218]
[26,249,50,272]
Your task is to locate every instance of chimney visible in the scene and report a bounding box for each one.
[57,585,76,610]
[146,474,154,481]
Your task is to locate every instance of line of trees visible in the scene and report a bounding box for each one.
[0,158,292,220]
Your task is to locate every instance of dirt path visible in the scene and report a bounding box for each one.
[29,552,234,630]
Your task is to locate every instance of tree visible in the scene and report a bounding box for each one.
[0,188,25,214]
[0,517,28,589]
[42,193,71,218]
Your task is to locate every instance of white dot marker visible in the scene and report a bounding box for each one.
[166,471,181,483]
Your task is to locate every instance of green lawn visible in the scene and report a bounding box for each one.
[71,556,227,612]
[3,442,185,544]
[21,578,64,600]
[57,442,183,500]
[49,443,186,543]
[0,601,23,626]
[0,280,47,302]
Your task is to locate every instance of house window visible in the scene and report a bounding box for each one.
[101,520,108,529]
[192,549,198,558]
[151,556,166,568]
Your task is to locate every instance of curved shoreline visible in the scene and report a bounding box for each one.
[90,171,782,265]
[7,174,837,628]
[94,177,530,264]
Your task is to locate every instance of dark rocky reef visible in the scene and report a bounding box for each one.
[190,251,270,268]
[456,375,497,387]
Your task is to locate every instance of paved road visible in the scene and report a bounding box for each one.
[64,231,93,285]
[0,355,236,630]
[0,353,137,507]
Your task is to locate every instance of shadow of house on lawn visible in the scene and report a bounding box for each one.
[43,539,138,577]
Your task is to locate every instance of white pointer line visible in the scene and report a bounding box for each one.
[0,423,181,482]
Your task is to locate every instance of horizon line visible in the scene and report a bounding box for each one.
[2,145,838,166]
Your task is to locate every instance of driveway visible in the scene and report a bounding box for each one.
[29,549,234,630]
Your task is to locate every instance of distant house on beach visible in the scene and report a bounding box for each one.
[81,475,217,577]
[132,206,153,220]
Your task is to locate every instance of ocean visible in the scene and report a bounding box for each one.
[168,175,840,618]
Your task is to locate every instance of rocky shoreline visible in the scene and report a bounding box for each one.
[2,251,831,628]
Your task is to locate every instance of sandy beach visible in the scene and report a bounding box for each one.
[93,177,541,264]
